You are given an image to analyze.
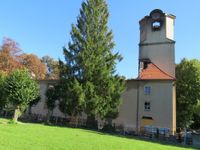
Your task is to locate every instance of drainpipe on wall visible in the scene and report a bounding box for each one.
[136,81,140,135]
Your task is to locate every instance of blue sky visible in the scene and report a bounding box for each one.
[0,0,200,78]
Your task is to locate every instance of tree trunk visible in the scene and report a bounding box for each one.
[46,110,52,123]
[86,115,97,129]
[28,106,32,115]
[13,106,20,122]
[70,113,79,127]
[74,116,79,128]
[70,115,75,127]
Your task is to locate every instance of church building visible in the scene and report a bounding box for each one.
[31,9,176,135]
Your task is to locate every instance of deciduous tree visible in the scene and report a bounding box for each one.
[45,86,59,122]
[0,38,47,79]
[0,38,23,74]
[0,71,7,110]
[21,54,47,79]
[190,100,200,129]
[176,58,200,128]
[4,69,39,122]
[41,56,60,79]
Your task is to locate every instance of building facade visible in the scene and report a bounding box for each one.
[113,9,176,134]
[31,9,176,134]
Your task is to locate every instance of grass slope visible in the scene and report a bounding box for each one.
[0,118,196,150]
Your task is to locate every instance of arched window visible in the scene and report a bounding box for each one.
[152,21,161,31]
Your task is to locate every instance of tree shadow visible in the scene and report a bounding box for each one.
[3,117,198,150]
[83,129,199,150]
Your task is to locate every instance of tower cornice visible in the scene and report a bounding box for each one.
[139,41,175,47]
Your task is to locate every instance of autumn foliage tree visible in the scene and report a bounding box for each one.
[0,38,23,73]
[21,54,47,79]
[0,38,47,79]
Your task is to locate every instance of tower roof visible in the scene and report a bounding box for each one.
[138,63,175,80]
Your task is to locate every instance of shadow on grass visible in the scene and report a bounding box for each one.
[2,117,198,150]
[76,128,199,150]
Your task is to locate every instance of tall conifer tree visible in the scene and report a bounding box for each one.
[60,0,125,121]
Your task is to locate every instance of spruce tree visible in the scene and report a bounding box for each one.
[60,0,125,121]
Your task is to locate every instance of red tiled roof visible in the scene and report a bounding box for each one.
[138,63,175,80]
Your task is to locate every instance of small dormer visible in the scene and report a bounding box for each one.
[139,58,151,72]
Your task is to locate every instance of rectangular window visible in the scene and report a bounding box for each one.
[144,86,151,95]
[144,102,151,111]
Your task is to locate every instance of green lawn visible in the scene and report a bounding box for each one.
[0,118,196,150]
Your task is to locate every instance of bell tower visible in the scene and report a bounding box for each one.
[139,9,176,78]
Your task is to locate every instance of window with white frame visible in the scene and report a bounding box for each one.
[144,101,151,111]
[144,86,151,95]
